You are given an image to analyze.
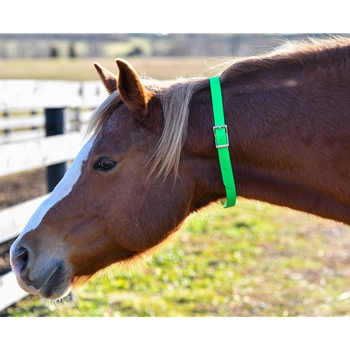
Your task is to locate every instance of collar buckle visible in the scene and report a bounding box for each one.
[213,125,229,149]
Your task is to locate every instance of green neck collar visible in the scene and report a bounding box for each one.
[209,76,236,208]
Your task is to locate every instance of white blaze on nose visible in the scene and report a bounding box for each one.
[10,136,95,254]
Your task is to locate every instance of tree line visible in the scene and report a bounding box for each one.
[0,33,332,59]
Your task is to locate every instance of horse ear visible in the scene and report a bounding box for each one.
[116,58,154,118]
[94,62,118,94]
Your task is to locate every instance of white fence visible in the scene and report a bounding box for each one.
[0,80,107,311]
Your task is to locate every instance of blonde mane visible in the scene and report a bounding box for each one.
[87,76,209,179]
[87,36,350,179]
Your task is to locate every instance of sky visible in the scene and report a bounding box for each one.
[0,1,347,34]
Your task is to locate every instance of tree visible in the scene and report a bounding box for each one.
[69,43,77,58]
[49,46,59,58]
[127,47,143,57]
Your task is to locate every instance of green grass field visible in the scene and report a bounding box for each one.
[2,57,350,316]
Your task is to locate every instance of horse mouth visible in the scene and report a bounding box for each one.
[39,266,72,300]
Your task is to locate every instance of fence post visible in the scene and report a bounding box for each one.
[45,108,66,192]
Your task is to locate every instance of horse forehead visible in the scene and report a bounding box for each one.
[101,107,133,134]
[97,110,144,147]
[101,115,120,135]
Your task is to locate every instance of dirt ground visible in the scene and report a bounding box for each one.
[0,169,47,276]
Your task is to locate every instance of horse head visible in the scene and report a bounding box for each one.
[10,59,206,299]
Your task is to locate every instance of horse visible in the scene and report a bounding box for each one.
[9,36,350,300]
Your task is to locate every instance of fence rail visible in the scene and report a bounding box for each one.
[0,79,107,311]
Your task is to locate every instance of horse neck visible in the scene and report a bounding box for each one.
[186,74,350,224]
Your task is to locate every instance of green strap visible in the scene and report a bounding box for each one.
[209,76,236,208]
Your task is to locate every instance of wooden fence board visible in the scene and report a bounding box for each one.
[0,194,49,243]
[0,272,28,311]
[0,114,45,130]
[0,80,107,110]
[81,81,107,108]
[0,132,86,177]
[0,129,45,144]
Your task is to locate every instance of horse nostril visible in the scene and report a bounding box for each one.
[15,247,29,273]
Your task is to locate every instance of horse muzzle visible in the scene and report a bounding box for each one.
[10,244,72,300]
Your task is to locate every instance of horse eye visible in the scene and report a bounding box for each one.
[94,158,117,172]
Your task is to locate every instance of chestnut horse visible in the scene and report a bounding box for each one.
[10,37,350,300]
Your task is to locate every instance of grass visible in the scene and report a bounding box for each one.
[3,199,350,317]
[0,56,224,81]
